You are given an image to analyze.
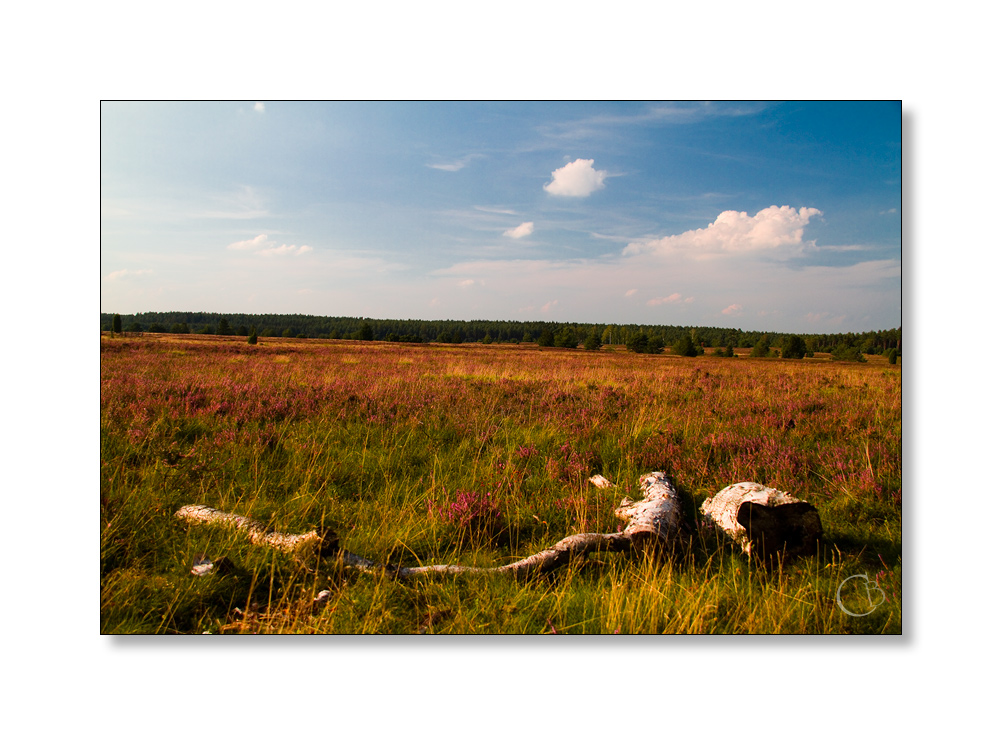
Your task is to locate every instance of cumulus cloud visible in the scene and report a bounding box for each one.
[228,234,311,256]
[544,158,608,197]
[504,221,534,239]
[722,303,743,315]
[624,205,822,258]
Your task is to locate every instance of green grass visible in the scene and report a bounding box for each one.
[101,334,901,633]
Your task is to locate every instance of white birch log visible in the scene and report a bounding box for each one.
[176,503,631,580]
[343,532,633,580]
[613,472,685,548]
[174,504,338,557]
[699,482,822,556]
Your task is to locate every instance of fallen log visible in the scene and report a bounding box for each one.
[699,482,822,557]
[175,472,684,580]
[611,471,685,549]
[174,504,339,557]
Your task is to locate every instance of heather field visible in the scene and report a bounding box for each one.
[100,334,902,634]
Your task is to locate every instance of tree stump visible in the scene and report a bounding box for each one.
[700,482,822,557]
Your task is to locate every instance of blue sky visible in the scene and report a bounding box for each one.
[101,101,900,333]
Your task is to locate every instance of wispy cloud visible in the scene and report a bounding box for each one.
[202,185,269,219]
[427,154,484,172]
[504,222,534,239]
[540,300,558,313]
[227,234,270,251]
[624,205,822,258]
[228,234,311,256]
[722,303,743,315]
[647,293,693,306]
[544,159,608,197]
[624,288,638,298]
[254,102,265,113]
[105,269,153,280]
[474,205,518,215]
[261,244,312,256]
[538,102,771,142]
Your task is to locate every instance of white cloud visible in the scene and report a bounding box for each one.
[540,300,558,313]
[722,303,743,315]
[624,205,823,257]
[261,244,312,256]
[474,205,518,215]
[228,234,311,256]
[427,154,483,172]
[624,288,638,298]
[105,269,152,280]
[254,102,265,113]
[504,221,534,239]
[227,234,270,251]
[544,158,608,197]
[648,293,682,306]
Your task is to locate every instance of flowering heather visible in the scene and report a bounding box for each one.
[428,490,502,529]
[101,333,901,634]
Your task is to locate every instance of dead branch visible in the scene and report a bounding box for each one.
[175,473,683,580]
[174,504,338,556]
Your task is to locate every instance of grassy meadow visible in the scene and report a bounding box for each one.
[100,333,901,634]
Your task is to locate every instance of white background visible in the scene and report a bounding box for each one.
[4,1,993,732]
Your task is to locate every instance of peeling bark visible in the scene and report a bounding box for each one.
[700,482,822,556]
[611,472,685,548]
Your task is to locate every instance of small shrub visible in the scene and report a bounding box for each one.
[428,490,503,540]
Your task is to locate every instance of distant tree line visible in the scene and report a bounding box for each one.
[101,311,901,359]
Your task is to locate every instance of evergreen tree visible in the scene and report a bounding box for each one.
[751,336,772,357]
[112,314,122,334]
[672,332,698,357]
[537,328,555,347]
[554,327,579,349]
[248,326,258,345]
[217,317,233,336]
[626,333,648,353]
[353,322,374,340]
[780,334,807,359]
